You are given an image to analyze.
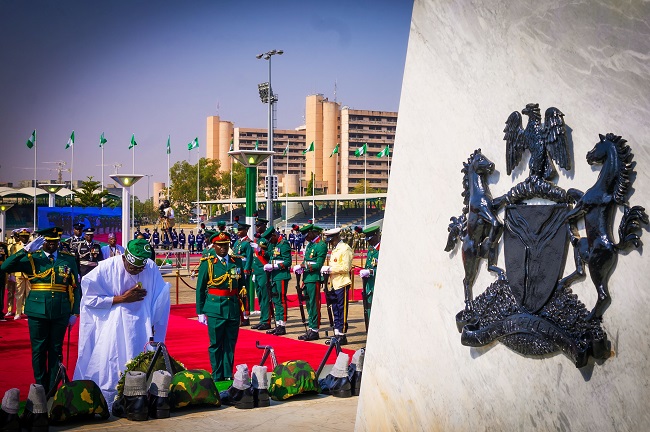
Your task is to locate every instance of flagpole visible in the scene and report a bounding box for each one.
[167,136,170,200]
[334,151,338,227]
[33,131,37,231]
[230,155,233,224]
[196,154,200,230]
[312,146,315,222]
[285,141,289,231]
[132,141,135,235]
[101,143,104,207]
[70,135,75,230]
[364,150,367,227]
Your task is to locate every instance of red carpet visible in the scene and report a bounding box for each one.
[0,304,355,400]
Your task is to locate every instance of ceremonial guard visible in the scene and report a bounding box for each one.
[1,227,80,393]
[250,238,272,330]
[201,230,217,258]
[195,230,205,253]
[321,227,354,345]
[152,228,160,248]
[5,228,32,319]
[293,224,327,341]
[178,229,186,250]
[188,230,195,253]
[231,223,253,326]
[359,225,381,326]
[196,232,244,382]
[60,222,84,253]
[0,231,8,320]
[254,217,269,238]
[262,227,292,335]
[171,229,179,249]
[76,228,103,278]
[100,232,125,258]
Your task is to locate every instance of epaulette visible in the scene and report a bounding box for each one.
[60,250,75,256]
[200,256,210,262]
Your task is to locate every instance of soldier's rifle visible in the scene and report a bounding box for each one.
[321,272,335,337]
[295,272,308,332]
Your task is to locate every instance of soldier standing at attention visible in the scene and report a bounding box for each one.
[359,225,381,324]
[196,232,244,382]
[171,228,179,249]
[250,238,272,331]
[76,228,103,279]
[321,227,354,346]
[60,222,85,253]
[195,230,205,254]
[293,224,327,341]
[6,228,32,319]
[152,228,160,248]
[1,227,80,393]
[231,223,253,326]
[262,227,292,336]
[188,230,195,253]
[178,229,186,250]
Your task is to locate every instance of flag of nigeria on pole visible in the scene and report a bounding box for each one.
[303,141,314,154]
[188,137,199,150]
[354,143,367,156]
[65,131,75,149]
[376,146,390,158]
[330,143,339,157]
[129,134,138,149]
[26,130,36,149]
[99,132,107,148]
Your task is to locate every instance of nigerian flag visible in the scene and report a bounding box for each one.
[166,136,171,154]
[229,138,234,151]
[283,143,289,155]
[188,137,199,150]
[26,130,36,149]
[129,134,138,149]
[65,131,75,149]
[302,141,314,154]
[254,140,259,150]
[354,143,368,157]
[99,132,107,148]
[376,146,390,158]
[330,143,339,158]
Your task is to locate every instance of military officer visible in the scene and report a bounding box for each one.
[359,225,381,326]
[250,238,272,331]
[196,232,244,382]
[293,224,328,341]
[321,227,354,345]
[231,223,253,326]
[171,228,179,249]
[1,227,81,393]
[254,217,269,238]
[6,228,32,319]
[201,230,217,258]
[152,228,160,248]
[188,230,195,253]
[195,230,205,253]
[60,222,84,253]
[178,229,186,250]
[262,227,292,336]
[76,228,103,279]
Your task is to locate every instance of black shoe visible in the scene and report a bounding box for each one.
[148,395,170,419]
[240,318,250,327]
[298,329,319,341]
[325,335,348,346]
[0,409,20,432]
[125,395,149,421]
[18,410,48,432]
[270,325,286,336]
[253,388,270,408]
[348,363,362,396]
[253,322,271,330]
[219,386,254,409]
[318,374,352,398]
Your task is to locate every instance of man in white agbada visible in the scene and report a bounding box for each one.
[73,238,170,408]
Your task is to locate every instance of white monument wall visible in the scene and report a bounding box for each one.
[357,0,650,430]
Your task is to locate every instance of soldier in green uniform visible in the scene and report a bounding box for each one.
[231,223,253,326]
[250,238,272,330]
[201,230,217,258]
[262,227,292,336]
[359,226,381,325]
[0,227,80,393]
[293,224,327,341]
[196,232,244,382]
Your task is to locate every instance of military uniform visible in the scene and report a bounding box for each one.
[188,232,195,253]
[231,224,253,324]
[250,239,271,330]
[6,229,32,317]
[178,230,186,249]
[264,228,292,334]
[0,227,80,393]
[195,232,205,253]
[75,229,103,278]
[322,228,354,345]
[297,225,327,338]
[196,232,244,382]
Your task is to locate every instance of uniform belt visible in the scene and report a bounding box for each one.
[30,283,68,293]
[80,261,98,266]
[208,288,237,296]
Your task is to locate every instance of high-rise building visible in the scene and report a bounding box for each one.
[205,94,397,195]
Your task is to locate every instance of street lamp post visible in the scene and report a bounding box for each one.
[110,174,143,247]
[256,49,283,223]
[0,203,14,241]
[40,183,66,207]
[144,174,153,203]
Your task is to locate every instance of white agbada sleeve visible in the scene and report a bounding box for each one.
[73,256,170,408]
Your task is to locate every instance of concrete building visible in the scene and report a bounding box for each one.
[205,94,397,196]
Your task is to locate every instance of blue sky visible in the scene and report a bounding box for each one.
[0,0,412,199]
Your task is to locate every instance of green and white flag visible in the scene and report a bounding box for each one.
[26,130,36,149]
[188,137,199,150]
[99,132,107,148]
[166,135,171,154]
[376,145,390,158]
[129,134,138,149]
[65,131,75,149]
[354,143,368,157]
[283,143,289,155]
[302,141,314,154]
[229,138,234,152]
[330,143,339,158]
[254,140,259,150]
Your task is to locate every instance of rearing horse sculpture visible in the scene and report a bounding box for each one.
[446,149,504,311]
[563,133,648,320]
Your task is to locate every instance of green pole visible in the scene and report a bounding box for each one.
[245,165,257,312]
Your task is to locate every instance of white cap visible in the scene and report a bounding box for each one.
[323,227,341,236]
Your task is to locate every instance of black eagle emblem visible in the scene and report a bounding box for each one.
[504,103,571,180]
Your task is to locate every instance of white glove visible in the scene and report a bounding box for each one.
[320,265,331,274]
[197,314,208,325]
[264,263,274,272]
[359,269,371,278]
[252,275,256,282]
[25,236,45,253]
[293,265,304,274]
[68,315,78,327]
[250,242,260,252]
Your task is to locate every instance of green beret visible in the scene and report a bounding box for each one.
[217,220,227,228]
[237,222,251,230]
[125,239,152,267]
[203,229,216,239]
[298,224,313,233]
[262,226,276,240]
[310,225,324,233]
[36,227,62,240]
[363,226,381,235]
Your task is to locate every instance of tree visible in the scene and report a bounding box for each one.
[75,176,110,207]
[217,160,246,198]
[350,180,380,195]
[133,197,158,225]
[169,158,223,220]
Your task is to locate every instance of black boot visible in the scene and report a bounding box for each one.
[348,348,365,396]
[0,388,20,432]
[318,352,352,398]
[251,365,270,408]
[148,370,171,419]
[123,371,148,421]
[298,329,319,341]
[20,385,48,432]
[219,386,254,409]
[270,325,286,336]
[252,322,271,330]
